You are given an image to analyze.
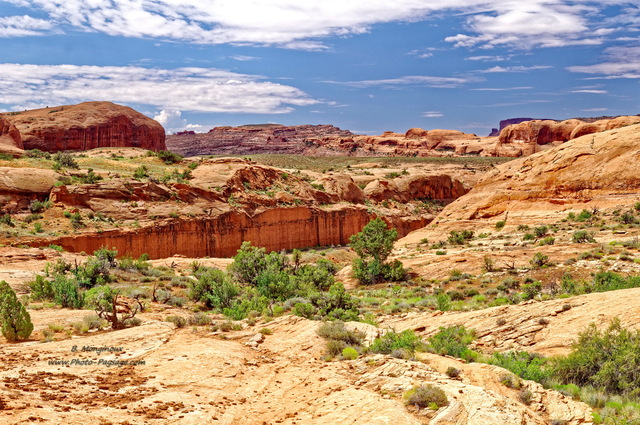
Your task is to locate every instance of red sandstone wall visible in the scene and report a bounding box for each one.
[33,206,430,259]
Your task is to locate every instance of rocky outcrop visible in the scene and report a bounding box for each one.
[496,116,640,156]
[166,124,499,158]
[2,101,166,152]
[33,206,430,259]
[166,124,355,157]
[437,123,640,222]
[0,116,23,156]
[364,174,469,203]
[0,167,57,212]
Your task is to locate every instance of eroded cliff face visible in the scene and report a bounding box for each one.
[2,101,166,152]
[496,116,640,156]
[0,116,23,156]
[33,206,429,259]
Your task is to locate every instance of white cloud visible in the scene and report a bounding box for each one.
[478,65,552,73]
[0,0,634,50]
[328,75,472,89]
[0,63,317,113]
[153,109,187,134]
[423,111,443,118]
[0,14,52,37]
[466,55,513,62]
[568,45,640,78]
[581,107,608,112]
[471,86,533,91]
[570,89,608,94]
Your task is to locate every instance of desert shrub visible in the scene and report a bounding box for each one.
[533,225,549,239]
[52,152,79,169]
[539,237,555,246]
[436,293,451,312]
[157,150,183,164]
[488,351,552,384]
[426,325,477,362]
[572,230,595,243]
[483,256,496,272]
[28,275,54,300]
[341,347,359,360]
[85,286,140,329]
[24,149,51,159]
[519,389,533,405]
[521,280,542,300]
[446,367,461,378]
[404,385,448,409]
[190,268,239,309]
[500,373,522,389]
[307,282,360,321]
[530,252,550,268]
[189,312,212,326]
[222,291,269,320]
[553,318,640,396]
[29,199,52,213]
[316,321,364,346]
[166,315,187,328]
[495,220,506,230]
[447,230,474,245]
[0,214,14,227]
[0,281,34,341]
[293,302,317,319]
[133,165,149,180]
[227,241,267,285]
[51,275,84,308]
[370,329,424,354]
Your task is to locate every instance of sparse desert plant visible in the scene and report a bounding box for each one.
[350,218,406,285]
[404,385,448,409]
[500,373,522,389]
[370,329,425,354]
[530,252,550,268]
[166,315,186,328]
[427,325,477,362]
[446,367,461,378]
[483,256,496,273]
[341,346,359,360]
[519,389,533,405]
[495,220,506,230]
[572,230,595,243]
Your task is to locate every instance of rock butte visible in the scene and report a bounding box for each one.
[1,101,166,153]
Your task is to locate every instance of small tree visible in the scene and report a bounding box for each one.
[350,218,405,285]
[86,286,140,330]
[0,281,33,341]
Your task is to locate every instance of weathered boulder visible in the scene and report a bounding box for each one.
[4,101,166,153]
[0,167,57,211]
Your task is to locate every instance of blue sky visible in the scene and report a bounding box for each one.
[0,1,638,136]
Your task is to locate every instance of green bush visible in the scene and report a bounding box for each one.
[427,325,477,362]
[0,281,34,341]
[190,268,239,309]
[293,302,317,318]
[133,165,149,180]
[316,321,364,346]
[533,225,549,238]
[572,230,595,243]
[51,275,84,308]
[404,385,448,409]
[341,346,359,360]
[28,275,54,300]
[370,329,424,354]
[530,252,550,268]
[495,220,506,230]
[157,150,183,164]
[228,242,268,285]
[447,230,474,245]
[166,315,187,328]
[350,218,404,285]
[29,199,52,213]
[521,281,542,300]
[52,152,79,169]
[553,318,640,396]
[488,351,552,384]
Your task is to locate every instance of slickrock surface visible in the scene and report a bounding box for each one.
[0,116,23,156]
[0,312,594,425]
[1,102,166,152]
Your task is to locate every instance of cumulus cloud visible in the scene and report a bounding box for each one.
[0,63,317,113]
[153,109,188,134]
[0,0,634,50]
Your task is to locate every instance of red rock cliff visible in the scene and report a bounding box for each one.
[3,101,166,152]
[33,206,430,259]
[0,116,24,156]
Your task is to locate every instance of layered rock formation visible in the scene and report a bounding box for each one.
[167,124,355,157]
[1,102,166,152]
[437,123,640,222]
[496,115,640,156]
[166,124,496,157]
[0,116,23,156]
